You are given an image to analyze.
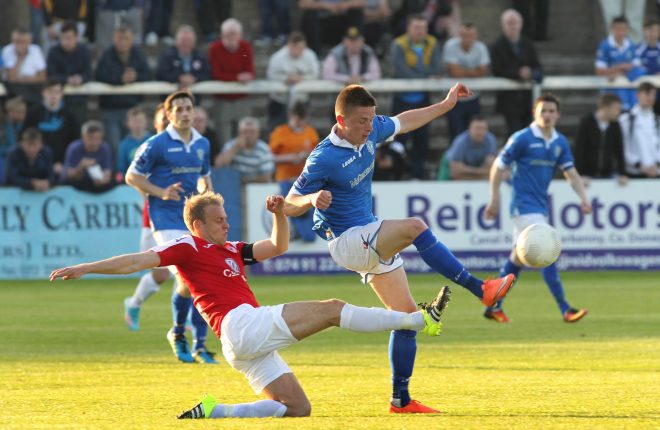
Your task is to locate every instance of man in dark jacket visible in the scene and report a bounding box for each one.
[6,128,57,191]
[24,80,79,176]
[95,25,151,151]
[46,20,92,122]
[156,25,210,87]
[490,9,543,138]
[574,93,628,185]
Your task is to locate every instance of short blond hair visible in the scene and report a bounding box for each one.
[183,192,225,232]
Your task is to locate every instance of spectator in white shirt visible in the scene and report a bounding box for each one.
[265,31,320,134]
[619,82,660,177]
[1,28,47,84]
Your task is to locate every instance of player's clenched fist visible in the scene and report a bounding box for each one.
[266,195,285,214]
[311,190,332,209]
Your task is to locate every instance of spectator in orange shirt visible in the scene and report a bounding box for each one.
[269,101,319,242]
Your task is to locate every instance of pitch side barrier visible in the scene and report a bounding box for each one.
[2,75,660,98]
[0,168,240,280]
[244,179,660,275]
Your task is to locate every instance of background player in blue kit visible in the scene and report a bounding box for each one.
[284,83,515,413]
[126,91,216,363]
[485,93,591,324]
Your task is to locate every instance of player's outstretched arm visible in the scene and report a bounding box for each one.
[396,82,472,135]
[253,195,290,261]
[563,167,592,214]
[50,251,161,281]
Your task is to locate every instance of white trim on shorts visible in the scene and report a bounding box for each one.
[220,303,298,393]
[328,220,403,284]
[139,227,157,252]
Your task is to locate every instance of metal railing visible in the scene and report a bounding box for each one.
[2,75,660,98]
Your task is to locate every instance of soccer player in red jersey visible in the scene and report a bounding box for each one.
[50,192,451,418]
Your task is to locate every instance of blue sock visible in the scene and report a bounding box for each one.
[488,259,523,310]
[191,307,208,350]
[541,263,570,314]
[172,292,193,335]
[389,329,417,408]
[413,229,483,298]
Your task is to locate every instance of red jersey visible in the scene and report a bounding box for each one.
[141,199,150,228]
[154,235,259,337]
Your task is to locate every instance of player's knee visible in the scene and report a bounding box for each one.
[406,217,428,237]
[286,400,312,417]
[324,298,347,326]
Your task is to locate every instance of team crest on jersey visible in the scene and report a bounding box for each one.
[366,141,375,155]
[197,149,205,160]
[554,145,561,158]
[224,258,241,277]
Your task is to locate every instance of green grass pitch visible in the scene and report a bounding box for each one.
[1,271,659,429]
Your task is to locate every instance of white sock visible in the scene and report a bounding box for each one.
[339,304,425,332]
[210,400,287,418]
[127,272,160,307]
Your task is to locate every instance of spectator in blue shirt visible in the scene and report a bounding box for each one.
[634,19,660,75]
[6,128,56,191]
[116,107,151,182]
[595,16,642,110]
[155,25,211,88]
[61,120,114,193]
[446,115,497,180]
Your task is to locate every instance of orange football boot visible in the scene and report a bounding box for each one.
[389,400,442,414]
[563,308,588,323]
[484,308,511,323]
[481,274,516,307]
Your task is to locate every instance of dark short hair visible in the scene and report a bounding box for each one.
[335,85,376,116]
[637,81,656,93]
[82,120,104,135]
[21,127,42,143]
[164,90,195,111]
[407,14,427,26]
[611,15,629,26]
[288,31,306,44]
[597,93,622,108]
[469,114,487,124]
[127,106,146,118]
[290,100,308,119]
[60,20,78,35]
[644,18,659,28]
[533,92,561,112]
[43,78,63,90]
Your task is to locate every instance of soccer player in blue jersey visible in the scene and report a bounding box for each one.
[125,91,216,364]
[283,83,515,413]
[485,93,591,324]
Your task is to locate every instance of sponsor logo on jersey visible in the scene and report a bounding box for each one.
[342,155,356,168]
[223,258,241,277]
[167,147,184,152]
[225,243,237,253]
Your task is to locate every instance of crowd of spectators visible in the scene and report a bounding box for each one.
[1,0,659,192]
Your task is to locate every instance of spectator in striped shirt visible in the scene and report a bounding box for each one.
[216,117,274,183]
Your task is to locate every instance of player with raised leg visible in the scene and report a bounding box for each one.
[50,192,452,418]
[125,91,217,363]
[485,93,591,323]
[283,83,515,413]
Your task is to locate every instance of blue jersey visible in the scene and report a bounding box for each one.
[129,125,210,231]
[496,123,574,217]
[634,41,660,75]
[291,115,400,240]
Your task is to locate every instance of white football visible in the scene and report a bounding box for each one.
[515,223,562,269]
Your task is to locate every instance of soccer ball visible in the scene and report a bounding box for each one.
[515,223,562,269]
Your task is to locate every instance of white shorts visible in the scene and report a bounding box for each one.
[152,229,189,275]
[139,227,157,252]
[512,213,548,244]
[328,220,403,284]
[220,304,298,394]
